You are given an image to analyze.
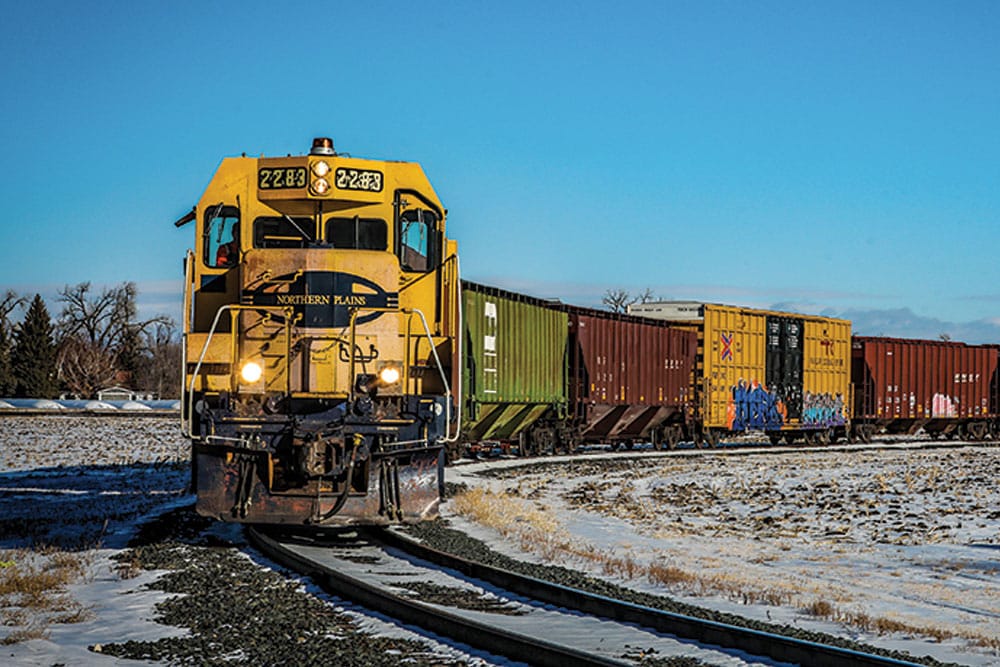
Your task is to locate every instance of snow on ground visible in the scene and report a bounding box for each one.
[446,443,1000,666]
[2,552,189,666]
[0,415,188,473]
[0,415,190,665]
[3,415,998,665]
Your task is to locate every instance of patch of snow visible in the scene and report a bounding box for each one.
[446,444,1000,666]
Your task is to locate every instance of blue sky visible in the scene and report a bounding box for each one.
[1,1,998,341]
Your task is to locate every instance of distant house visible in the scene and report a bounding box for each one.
[97,386,135,401]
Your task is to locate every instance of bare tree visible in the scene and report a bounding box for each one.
[57,337,119,398]
[55,282,170,396]
[602,288,637,313]
[134,319,182,398]
[636,288,657,304]
[0,291,25,327]
[0,291,24,396]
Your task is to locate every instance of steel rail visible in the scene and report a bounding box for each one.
[246,527,628,667]
[373,527,926,667]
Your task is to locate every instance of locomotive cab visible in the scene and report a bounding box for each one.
[180,138,460,526]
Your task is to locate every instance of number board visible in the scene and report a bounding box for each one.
[258,167,307,190]
[335,167,383,192]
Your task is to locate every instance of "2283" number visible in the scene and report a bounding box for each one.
[259,167,306,189]
[335,168,383,192]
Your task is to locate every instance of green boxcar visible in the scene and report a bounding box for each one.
[461,281,567,442]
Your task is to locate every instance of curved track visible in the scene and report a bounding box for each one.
[248,527,627,666]
[248,526,924,667]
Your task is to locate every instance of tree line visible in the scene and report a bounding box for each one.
[0,283,181,399]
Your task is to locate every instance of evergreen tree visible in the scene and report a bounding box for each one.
[116,323,143,388]
[12,295,58,398]
[0,321,12,396]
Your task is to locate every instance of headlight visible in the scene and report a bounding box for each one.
[379,366,401,385]
[312,177,330,195]
[240,361,263,383]
[311,160,330,177]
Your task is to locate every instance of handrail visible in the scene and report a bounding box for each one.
[180,250,194,436]
[446,254,462,443]
[183,254,464,447]
[183,303,294,440]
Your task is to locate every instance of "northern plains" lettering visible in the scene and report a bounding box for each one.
[333,295,367,306]
[276,294,330,306]
[273,294,370,306]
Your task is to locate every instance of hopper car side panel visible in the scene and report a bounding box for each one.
[460,281,567,450]
[851,337,1000,441]
[565,308,696,448]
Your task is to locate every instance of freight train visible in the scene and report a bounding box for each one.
[179,138,999,527]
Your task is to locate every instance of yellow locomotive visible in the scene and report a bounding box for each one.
[178,138,460,525]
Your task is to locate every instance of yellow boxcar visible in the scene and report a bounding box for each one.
[629,302,852,444]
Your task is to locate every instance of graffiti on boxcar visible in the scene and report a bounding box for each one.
[727,379,786,430]
[802,391,846,427]
[932,393,958,418]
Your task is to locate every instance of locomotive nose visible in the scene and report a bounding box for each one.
[310,137,335,156]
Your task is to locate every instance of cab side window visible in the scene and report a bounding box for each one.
[204,205,240,269]
[398,209,437,272]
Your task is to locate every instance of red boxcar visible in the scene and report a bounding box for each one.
[851,336,1000,441]
[564,307,697,448]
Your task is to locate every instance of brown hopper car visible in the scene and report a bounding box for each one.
[851,337,1000,442]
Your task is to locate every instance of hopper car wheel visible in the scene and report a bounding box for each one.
[701,429,719,448]
[664,426,682,450]
[768,432,782,446]
[968,422,988,441]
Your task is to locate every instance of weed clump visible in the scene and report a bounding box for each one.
[0,549,94,643]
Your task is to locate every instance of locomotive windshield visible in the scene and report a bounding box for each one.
[326,217,388,250]
[253,216,315,249]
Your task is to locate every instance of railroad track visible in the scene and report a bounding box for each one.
[248,526,924,667]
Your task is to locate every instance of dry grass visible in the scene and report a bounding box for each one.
[112,553,143,580]
[1,625,50,645]
[456,485,1000,650]
[453,488,796,608]
[0,548,95,644]
[803,599,1000,650]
